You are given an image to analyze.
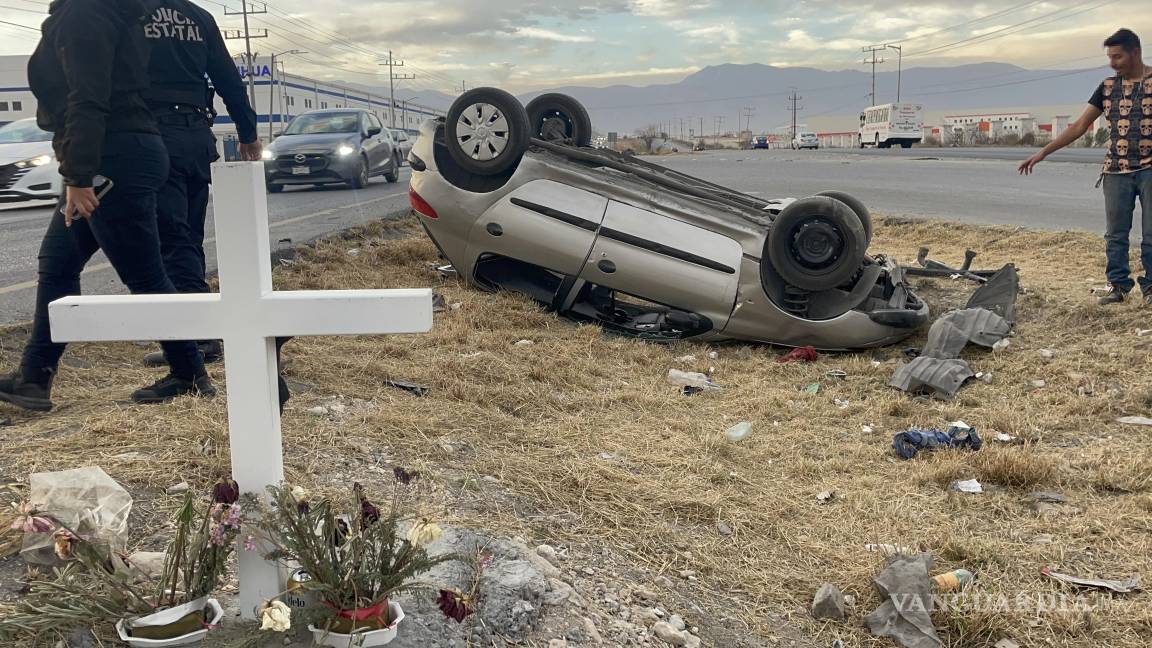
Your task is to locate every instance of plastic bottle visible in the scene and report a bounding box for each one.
[932,569,974,592]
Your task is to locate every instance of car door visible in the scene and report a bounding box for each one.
[463,179,609,276]
[363,113,386,172]
[580,201,743,331]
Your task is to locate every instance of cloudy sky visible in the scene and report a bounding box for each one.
[0,0,1145,92]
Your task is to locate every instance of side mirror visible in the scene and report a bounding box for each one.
[273,130,283,137]
[367,126,382,137]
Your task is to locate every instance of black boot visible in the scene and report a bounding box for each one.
[143,340,222,367]
[0,366,55,412]
[131,371,216,404]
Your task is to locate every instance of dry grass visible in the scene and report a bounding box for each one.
[2,215,1152,647]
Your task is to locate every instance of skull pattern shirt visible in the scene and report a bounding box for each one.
[1089,71,1152,174]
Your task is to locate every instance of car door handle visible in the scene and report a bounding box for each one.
[597,259,616,274]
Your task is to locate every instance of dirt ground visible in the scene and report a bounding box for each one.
[1,214,1150,648]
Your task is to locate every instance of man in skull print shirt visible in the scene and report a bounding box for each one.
[1020,28,1152,305]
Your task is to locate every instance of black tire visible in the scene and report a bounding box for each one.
[525,93,592,147]
[901,141,913,149]
[766,196,867,292]
[350,156,369,189]
[814,190,873,243]
[267,183,283,194]
[446,87,530,176]
[384,155,399,183]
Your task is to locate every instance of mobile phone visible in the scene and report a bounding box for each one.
[59,176,114,219]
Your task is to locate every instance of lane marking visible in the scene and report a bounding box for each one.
[0,189,407,296]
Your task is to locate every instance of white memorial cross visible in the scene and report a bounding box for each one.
[48,163,432,618]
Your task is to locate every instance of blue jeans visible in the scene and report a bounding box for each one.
[1103,168,1152,293]
[22,132,205,379]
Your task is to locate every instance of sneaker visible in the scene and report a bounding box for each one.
[143,340,222,367]
[131,372,216,404]
[1098,286,1128,305]
[0,367,54,412]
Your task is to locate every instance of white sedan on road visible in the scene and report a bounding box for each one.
[0,118,60,205]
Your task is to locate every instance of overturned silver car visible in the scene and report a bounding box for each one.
[407,88,930,349]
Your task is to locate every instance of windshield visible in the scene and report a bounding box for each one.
[0,120,52,144]
[284,112,360,136]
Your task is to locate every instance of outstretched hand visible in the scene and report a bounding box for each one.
[1018,152,1046,175]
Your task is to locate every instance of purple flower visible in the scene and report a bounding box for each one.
[244,535,257,552]
[436,589,473,623]
[353,483,379,529]
[212,477,240,504]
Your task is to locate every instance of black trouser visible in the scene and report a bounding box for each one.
[155,111,217,294]
[21,132,205,379]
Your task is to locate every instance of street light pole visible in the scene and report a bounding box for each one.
[268,49,305,141]
[886,44,903,103]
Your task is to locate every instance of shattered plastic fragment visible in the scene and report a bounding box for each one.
[949,479,983,494]
[1041,568,1141,593]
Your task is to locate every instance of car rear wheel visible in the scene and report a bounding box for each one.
[446,87,530,176]
[766,196,867,292]
[525,93,592,147]
[350,156,369,189]
[814,190,873,243]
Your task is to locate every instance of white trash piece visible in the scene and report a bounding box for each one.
[725,422,753,442]
[666,369,721,391]
[950,479,984,494]
[310,601,405,647]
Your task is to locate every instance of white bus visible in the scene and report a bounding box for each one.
[859,103,923,149]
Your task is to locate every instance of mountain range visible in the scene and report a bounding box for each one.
[368,62,1109,136]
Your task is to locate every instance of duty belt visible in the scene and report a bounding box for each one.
[151,104,211,127]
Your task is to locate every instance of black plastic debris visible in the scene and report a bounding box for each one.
[432,293,448,313]
[889,357,974,401]
[384,379,431,397]
[966,264,1020,323]
[919,308,1012,358]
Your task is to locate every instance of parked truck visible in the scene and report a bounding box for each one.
[859,103,923,148]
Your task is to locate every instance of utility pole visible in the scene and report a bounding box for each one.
[786,88,803,141]
[886,44,903,103]
[379,51,416,129]
[268,50,304,140]
[861,45,886,108]
[742,106,755,136]
[223,1,268,106]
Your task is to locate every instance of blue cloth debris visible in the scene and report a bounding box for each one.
[892,424,983,460]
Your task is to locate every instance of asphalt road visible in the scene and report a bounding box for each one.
[0,146,1114,328]
[0,170,412,327]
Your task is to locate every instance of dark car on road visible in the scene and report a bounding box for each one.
[390,128,414,165]
[263,109,401,192]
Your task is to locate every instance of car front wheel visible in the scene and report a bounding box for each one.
[766,196,867,292]
[350,156,369,189]
[445,87,530,176]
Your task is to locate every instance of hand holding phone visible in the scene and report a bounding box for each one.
[62,176,113,227]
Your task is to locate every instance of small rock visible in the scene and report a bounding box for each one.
[537,544,559,564]
[669,614,686,631]
[514,339,535,346]
[306,406,328,415]
[545,578,575,606]
[652,621,688,646]
[655,575,675,588]
[679,570,696,579]
[1027,491,1066,503]
[716,521,733,536]
[113,452,149,461]
[482,475,499,483]
[346,248,361,257]
[634,588,659,601]
[637,608,662,626]
[582,566,596,577]
[684,635,702,648]
[844,594,857,608]
[994,432,1016,443]
[548,640,568,648]
[1039,349,1056,359]
[127,551,167,577]
[861,425,874,434]
[707,351,719,360]
[811,582,847,620]
[815,490,835,504]
[995,640,1021,648]
[450,302,462,310]
[582,617,604,645]
[993,338,1011,351]
[329,402,347,414]
[1032,534,1055,545]
[976,371,994,384]
[1030,380,1047,388]
[166,482,190,495]
[673,355,697,363]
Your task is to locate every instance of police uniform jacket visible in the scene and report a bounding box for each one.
[142,0,258,144]
[28,0,158,188]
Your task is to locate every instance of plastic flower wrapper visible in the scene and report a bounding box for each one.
[436,588,474,623]
[9,502,54,534]
[406,518,443,548]
[259,600,292,632]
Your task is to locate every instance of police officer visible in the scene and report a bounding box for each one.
[0,0,213,412]
[139,0,261,367]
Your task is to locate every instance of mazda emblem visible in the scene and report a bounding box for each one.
[294,154,307,163]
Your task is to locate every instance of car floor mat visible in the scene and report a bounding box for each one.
[966,263,1019,323]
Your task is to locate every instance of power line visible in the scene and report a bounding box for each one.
[907,0,1117,58]
[861,45,886,106]
[0,18,37,31]
[0,4,45,14]
[913,66,1106,97]
[886,0,1046,45]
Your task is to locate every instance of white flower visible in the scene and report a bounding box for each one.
[406,519,444,547]
[259,600,292,632]
[290,486,309,503]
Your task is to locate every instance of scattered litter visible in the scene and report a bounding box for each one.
[725,422,753,443]
[346,248,361,257]
[432,293,447,312]
[892,423,983,460]
[1116,416,1152,426]
[871,360,882,368]
[681,386,705,396]
[994,432,1016,443]
[994,640,1020,648]
[1026,492,1066,503]
[1137,329,1152,337]
[450,302,462,310]
[1041,568,1141,594]
[384,379,430,398]
[861,425,874,434]
[435,263,457,276]
[716,521,733,536]
[667,369,721,391]
[932,569,975,592]
[826,370,847,379]
[1031,534,1055,545]
[975,371,994,384]
[1030,380,1047,388]
[673,355,697,363]
[779,346,818,363]
[306,406,328,416]
[865,544,916,556]
[165,482,190,495]
[834,399,850,409]
[864,553,942,648]
[514,339,535,346]
[889,357,974,401]
[23,467,133,566]
[950,479,984,494]
[598,452,618,461]
[993,338,1011,351]
[801,383,821,394]
[816,490,836,504]
[708,351,719,360]
[460,352,482,359]
[1039,349,1056,359]
[903,348,920,359]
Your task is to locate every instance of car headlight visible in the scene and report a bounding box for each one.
[337,145,355,156]
[261,149,274,160]
[14,154,53,169]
